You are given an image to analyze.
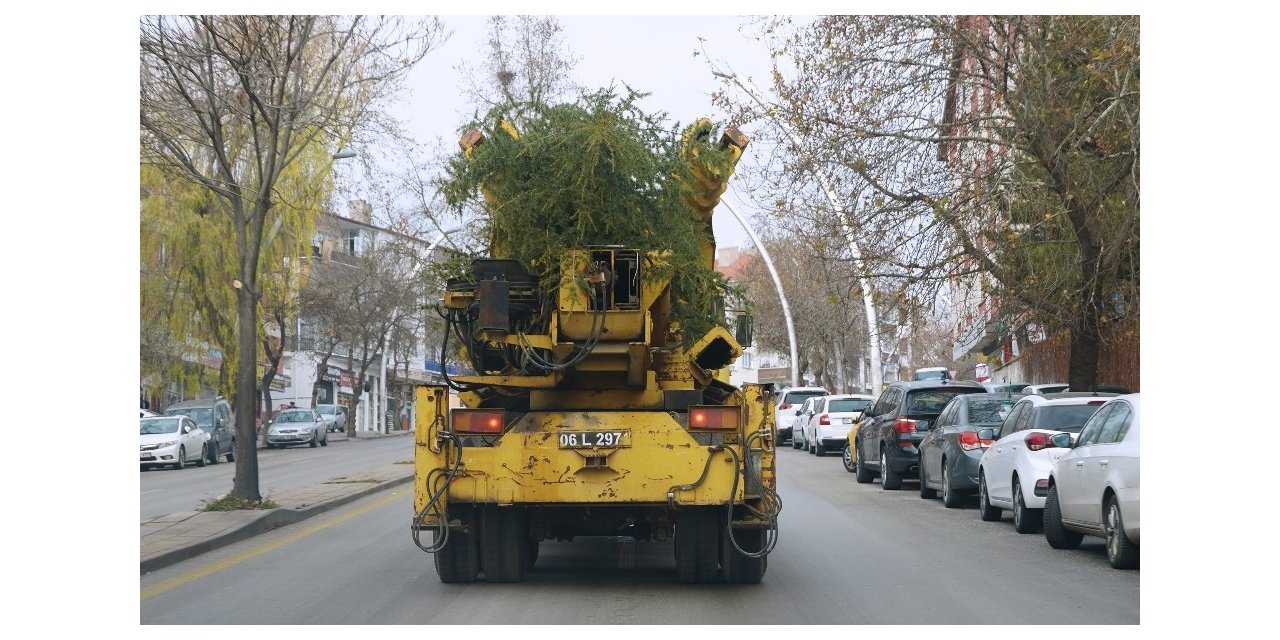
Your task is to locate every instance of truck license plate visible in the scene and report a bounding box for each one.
[558,430,627,449]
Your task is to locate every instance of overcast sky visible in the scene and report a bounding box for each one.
[391,14,794,251]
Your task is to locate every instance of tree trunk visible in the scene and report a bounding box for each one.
[232,284,262,501]
[1067,247,1105,392]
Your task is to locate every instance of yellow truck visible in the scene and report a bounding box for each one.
[410,119,779,583]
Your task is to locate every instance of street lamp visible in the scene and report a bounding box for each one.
[711,69,885,395]
[720,197,800,388]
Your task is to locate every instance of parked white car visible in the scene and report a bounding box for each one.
[976,394,1112,533]
[1044,393,1140,569]
[801,394,874,457]
[140,416,207,470]
[774,386,828,446]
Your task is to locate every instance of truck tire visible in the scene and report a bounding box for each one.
[480,505,526,583]
[721,520,767,584]
[434,506,479,583]
[675,508,718,584]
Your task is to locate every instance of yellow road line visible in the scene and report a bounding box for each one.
[141,490,403,601]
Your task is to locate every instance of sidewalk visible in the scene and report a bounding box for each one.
[140,429,416,575]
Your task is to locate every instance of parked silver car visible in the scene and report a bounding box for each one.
[266,408,329,448]
[316,403,348,433]
[1044,393,1140,569]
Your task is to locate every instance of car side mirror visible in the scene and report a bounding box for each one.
[795,410,802,416]
[976,427,995,440]
[1050,433,1073,448]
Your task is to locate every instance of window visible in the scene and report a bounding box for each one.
[1012,403,1036,433]
[1098,402,1133,443]
[1076,405,1114,446]
[997,403,1025,439]
[967,398,1018,425]
[829,399,872,414]
[1034,404,1106,433]
[935,401,957,427]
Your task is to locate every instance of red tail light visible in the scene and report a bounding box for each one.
[689,405,741,431]
[1025,432,1052,451]
[779,402,792,410]
[819,413,830,425]
[451,409,505,434]
[895,418,918,435]
[958,431,993,451]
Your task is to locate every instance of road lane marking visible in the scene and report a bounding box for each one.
[140,490,402,601]
[141,489,163,495]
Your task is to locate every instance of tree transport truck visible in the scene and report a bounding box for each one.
[410,115,779,584]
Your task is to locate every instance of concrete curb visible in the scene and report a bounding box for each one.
[140,472,414,575]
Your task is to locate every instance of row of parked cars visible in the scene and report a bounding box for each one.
[776,380,1140,570]
[140,398,351,470]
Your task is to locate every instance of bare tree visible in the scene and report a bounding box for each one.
[457,15,582,130]
[140,15,446,501]
[719,15,1138,390]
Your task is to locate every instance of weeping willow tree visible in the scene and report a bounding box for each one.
[438,88,740,342]
[140,142,332,406]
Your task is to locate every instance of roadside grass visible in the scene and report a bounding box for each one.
[200,495,280,511]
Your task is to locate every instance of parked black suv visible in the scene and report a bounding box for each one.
[853,380,985,490]
[164,397,236,464]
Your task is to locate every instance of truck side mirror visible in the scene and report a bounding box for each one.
[734,314,753,347]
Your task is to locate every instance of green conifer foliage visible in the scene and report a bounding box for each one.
[440,88,740,344]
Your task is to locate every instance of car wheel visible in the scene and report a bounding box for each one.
[310,433,318,448]
[814,440,825,456]
[978,473,1001,521]
[266,443,275,449]
[226,441,235,462]
[880,449,902,490]
[321,433,328,447]
[1044,484,1083,549]
[941,464,963,508]
[175,446,186,470]
[207,442,219,465]
[1012,478,1042,533]
[842,444,857,473]
[195,444,207,467]
[1104,496,1139,569]
[919,462,937,499]
[855,444,874,484]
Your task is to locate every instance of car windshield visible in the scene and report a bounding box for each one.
[785,391,825,404]
[828,399,871,413]
[316,405,336,415]
[905,390,973,414]
[968,398,1019,423]
[1035,405,1104,432]
[141,418,181,435]
[276,411,312,423]
[165,406,213,427]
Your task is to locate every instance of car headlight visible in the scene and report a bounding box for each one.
[159,440,178,448]
[299,426,313,433]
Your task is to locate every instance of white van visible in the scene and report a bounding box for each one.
[913,366,952,381]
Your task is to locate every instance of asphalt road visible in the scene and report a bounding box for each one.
[139,432,414,520]
[140,444,1139,624]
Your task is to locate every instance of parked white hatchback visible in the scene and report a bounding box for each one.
[774,386,828,446]
[1044,393,1140,569]
[975,394,1112,533]
[801,394,874,456]
[140,416,207,470]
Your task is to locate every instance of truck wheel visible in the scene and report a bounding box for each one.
[675,507,718,583]
[434,506,479,583]
[525,536,540,571]
[480,505,526,583]
[721,523,766,584]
